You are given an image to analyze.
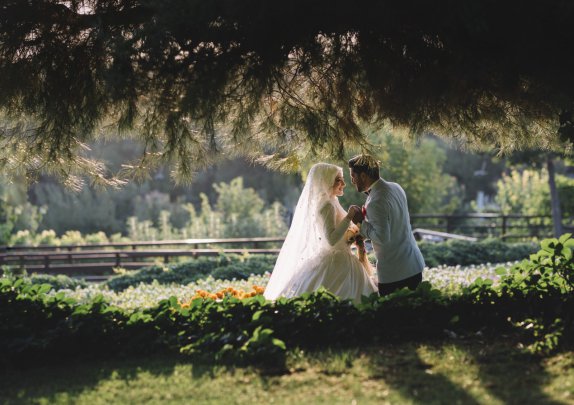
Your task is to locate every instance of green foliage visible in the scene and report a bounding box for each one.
[105,255,276,292]
[338,131,461,214]
[495,168,574,218]
[8,230,35,246]
[498,233,574,295]
[35,230,60,246]
[464,234,574,354]
[1,236,572,369]
[0,180,46,244]
[2,0,574,184]
[33,183,123,235]
[372,131,461,214]
[1,269,87,290]
[496,169,549,215]
[2,176,290,245]
[125,177,288,241]
[184,178,289,239]
[419,238,538,268]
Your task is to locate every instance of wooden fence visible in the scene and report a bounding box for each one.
[0,237,284,277]
[1,214,571,278]
[410,213,572,240]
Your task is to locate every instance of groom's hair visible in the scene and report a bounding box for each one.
[348,155,380,179]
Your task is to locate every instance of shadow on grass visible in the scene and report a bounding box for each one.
[366,338,564,405]
[0,339,568,404]
[469,341,565,405]
[0,353,194,404]
[366,342,481,404]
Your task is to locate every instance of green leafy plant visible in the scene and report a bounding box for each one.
[1,236,572,368]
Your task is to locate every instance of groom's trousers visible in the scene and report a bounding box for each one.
[378,272,422,296]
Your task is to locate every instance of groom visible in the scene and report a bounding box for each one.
[348,155,425,296]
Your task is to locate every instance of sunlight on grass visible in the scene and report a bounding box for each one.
[1,342,572,405]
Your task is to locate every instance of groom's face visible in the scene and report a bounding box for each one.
[349,168,367,192]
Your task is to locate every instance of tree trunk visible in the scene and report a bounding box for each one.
[547,156,563,237]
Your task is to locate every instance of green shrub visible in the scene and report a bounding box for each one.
[35,230,60,246]
[60,230,86,246]
[105,255,276,292]
[419,238,537,267]
[0,270,87,290]
[84,231,109,244]
[9,230,34,246]
[28,274,87,290]
[1,236,572,368]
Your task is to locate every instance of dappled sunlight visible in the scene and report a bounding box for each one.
[415,343,568,405]
[4,343,566,405]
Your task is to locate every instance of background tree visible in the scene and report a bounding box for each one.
[502,151,573,236]
[364,130,459,214]
[1,0,573,184]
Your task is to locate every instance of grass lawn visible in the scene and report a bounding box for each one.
[1,338,572,405]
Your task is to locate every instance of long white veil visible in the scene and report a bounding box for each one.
[264,163,341,300]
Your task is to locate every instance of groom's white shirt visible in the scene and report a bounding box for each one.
[359,178,425,284]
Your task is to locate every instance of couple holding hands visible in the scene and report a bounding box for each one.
[264,155,425,303]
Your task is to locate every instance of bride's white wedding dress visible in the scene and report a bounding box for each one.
[264,163,377,303]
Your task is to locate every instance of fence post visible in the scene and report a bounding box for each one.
[44,255,50,270]
[115,252,121,267]
[501,216,508,239]
[446,216,453,233]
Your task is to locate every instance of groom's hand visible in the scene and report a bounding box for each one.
[348,205,364,224]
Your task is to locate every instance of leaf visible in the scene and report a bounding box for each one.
[272,338,287,350]
[252,310,264,322]
[38,284,52,294]
[495,267,507,276]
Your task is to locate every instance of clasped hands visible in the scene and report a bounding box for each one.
[347,205,364,224]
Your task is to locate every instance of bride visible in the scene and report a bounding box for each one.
[264,163,378,302]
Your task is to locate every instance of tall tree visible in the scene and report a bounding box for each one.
[1,0,573,183]
[506,151,566,237]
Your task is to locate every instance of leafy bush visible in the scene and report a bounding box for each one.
[1,236,571,369]
[27,274,87,290]
[105,240,534,293]
[84,231,109,244]
[8,230,35,246]
[1,269,87,290]
[105,254,276,292]
[496,168,574,218]
[60,230,85,246]
[35,229,60,246]
[419,238,537,267]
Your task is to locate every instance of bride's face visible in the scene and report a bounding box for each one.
[332,172,346,196]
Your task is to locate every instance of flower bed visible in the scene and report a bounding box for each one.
[39,262,514,311]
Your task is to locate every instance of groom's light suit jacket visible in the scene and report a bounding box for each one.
[359,179,425,284]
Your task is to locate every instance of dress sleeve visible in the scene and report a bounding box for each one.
[320,202,352,246]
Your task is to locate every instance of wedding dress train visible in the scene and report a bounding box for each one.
[276,201,377,302]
